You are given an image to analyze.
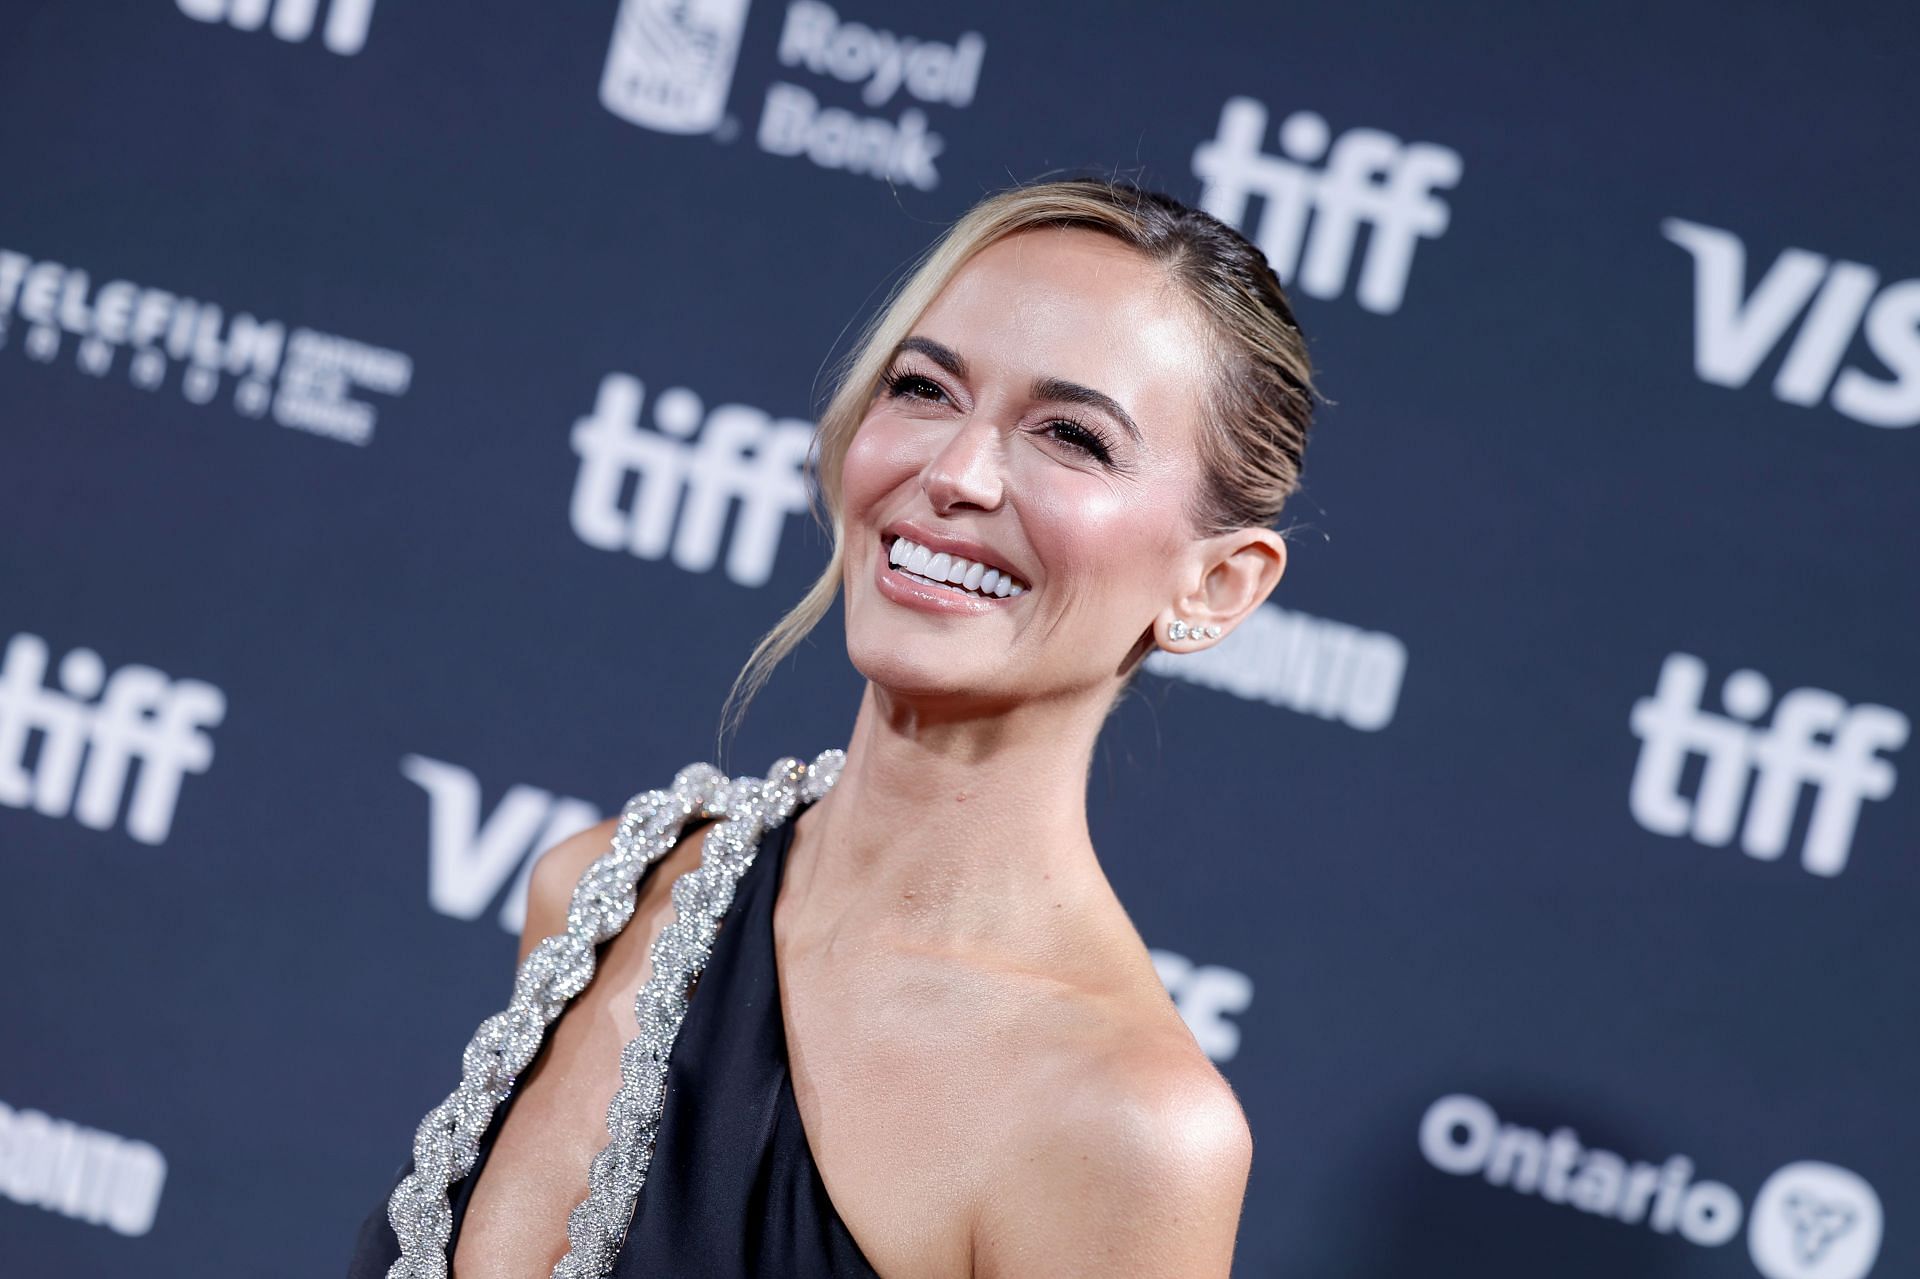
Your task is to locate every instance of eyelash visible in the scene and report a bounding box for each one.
[880,365,1119,465]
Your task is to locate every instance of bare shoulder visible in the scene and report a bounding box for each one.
[971,971,1254,1278]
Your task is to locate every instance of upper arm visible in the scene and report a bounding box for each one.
[516,815,624,963]
[973,1062,1254,1279]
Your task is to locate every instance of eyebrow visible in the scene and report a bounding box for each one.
[893,336,1144,446]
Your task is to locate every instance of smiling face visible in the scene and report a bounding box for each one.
[839,226,1219,707]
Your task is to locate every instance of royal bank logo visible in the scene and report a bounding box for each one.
[599,0,986,189]
[1419,1094,1884,1278]
[0,1099,168,1236]
[0,632,225,847]
[599,0,753,134]
[1663,218,1920,428]
[176,0,376,56]
[402,754,601,934]
[1150,950,1252,1063]
[0,248,412,446]
[569,371,814,588]
[1143,601,1407,731]
[1628,652,1907,877]
[1193,96,1463,315]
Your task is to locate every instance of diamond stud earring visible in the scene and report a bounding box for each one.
[1166,620,1223,642]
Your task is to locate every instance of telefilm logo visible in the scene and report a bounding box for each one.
[0,249,412,447]
[1420,1094,1885,1279]
[1663,218,1920,428]
[1193,96,1463,316]
[176,0,377,55]
[0,633,225,847]
[569,371,815,588]
[0,1100,168,1237]
[1143,602,1407,732]
[599,0,986,189]
[1628,652,1908,877]
[404,754,602,935]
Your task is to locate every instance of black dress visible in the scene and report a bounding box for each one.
[346,799,883,1276]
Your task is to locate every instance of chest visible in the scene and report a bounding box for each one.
[775,946,1025,1277]
[449,872,685,1278]
[445,865,1003,1278]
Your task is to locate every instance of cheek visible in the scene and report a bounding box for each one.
[1028,448,1198,611]
[839,427,890,520]
[1027,486,1174,600]
[841,418,919,514]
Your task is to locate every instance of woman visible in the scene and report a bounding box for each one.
[349,177,1317,1278]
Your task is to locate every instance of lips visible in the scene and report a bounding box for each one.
[880,522,1027,586]
[873,539,1026,616]
[884,534,1028,600]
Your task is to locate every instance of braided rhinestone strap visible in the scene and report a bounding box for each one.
[383,747,846,1279]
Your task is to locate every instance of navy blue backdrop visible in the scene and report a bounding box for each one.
[2,2,1915,1276]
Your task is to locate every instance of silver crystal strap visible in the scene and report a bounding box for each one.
[383,747,847,1279]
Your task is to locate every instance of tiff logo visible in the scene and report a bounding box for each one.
[1663,217,1920,428]
[402,755,601,934]
[1150,949,1253,1063]
[176,0,377,56]
[569,372,814,588]
[1628,652,1907,877]
[1193,96,1463,315]
[0,633,226,846]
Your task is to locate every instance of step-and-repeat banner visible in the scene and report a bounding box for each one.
[2,2,1913,1275]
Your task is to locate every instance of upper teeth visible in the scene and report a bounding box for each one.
[887,537,1027,598]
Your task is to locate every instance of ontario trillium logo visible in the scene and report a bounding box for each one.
[1748,1162,1884,1279]
[1420,1095,1885,1278]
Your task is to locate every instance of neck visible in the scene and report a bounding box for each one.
[783,680,1112,953]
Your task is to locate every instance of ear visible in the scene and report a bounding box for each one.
[1157,529,1287,651]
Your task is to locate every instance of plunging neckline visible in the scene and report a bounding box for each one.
[440,799,862,1271]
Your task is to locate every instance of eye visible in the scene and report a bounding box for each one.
[881,364,1121,468]
[881,366,946,402]
[1034,418,1115,464]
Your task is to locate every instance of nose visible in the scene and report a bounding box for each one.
[920,414,1005,514]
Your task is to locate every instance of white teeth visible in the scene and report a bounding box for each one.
[885,536,1028,599]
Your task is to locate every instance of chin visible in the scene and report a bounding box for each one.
[846,637,1007,703]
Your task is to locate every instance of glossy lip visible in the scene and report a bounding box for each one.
[880,519,1029,588]
[873,537,1020,616]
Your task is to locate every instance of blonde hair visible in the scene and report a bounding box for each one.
[715,176,1322,758]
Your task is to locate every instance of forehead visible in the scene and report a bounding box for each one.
[913,227,1211,441]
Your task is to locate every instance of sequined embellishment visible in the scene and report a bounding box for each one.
[383,748,847,1279]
